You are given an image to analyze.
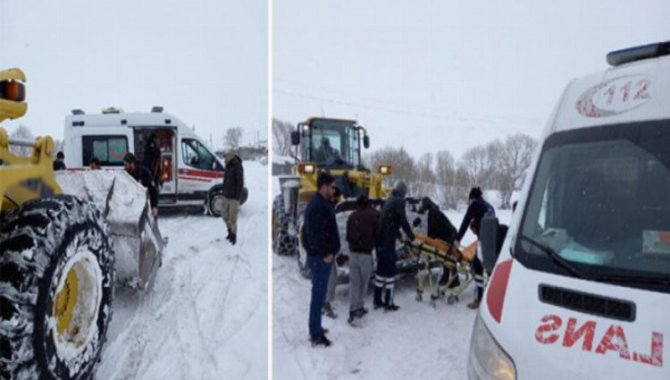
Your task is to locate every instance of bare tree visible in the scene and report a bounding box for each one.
[272,118,297,158]
[224,127,243,150]
[414,152,435,197]
[368,146,416,193]
[498,134,538,208]
[8,124,33,157]
[484,139,505,190]
[435,150,461,208]
[459,145,490,187]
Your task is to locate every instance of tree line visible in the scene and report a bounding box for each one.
[273,118,538,210]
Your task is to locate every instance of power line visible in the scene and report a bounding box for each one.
[274,87,542,126]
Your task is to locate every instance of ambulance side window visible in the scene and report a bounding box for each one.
[82,135,128,166]
[181,138,218,171]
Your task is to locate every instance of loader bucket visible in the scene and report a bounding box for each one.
[55,170,164,290]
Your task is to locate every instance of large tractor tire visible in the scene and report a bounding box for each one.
[272,196,297,256]
[0,195,115,380]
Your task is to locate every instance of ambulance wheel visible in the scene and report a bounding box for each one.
[240,187,248,206]
[207,187,249,217]
[207,189,226,217]
[0,195,115,380]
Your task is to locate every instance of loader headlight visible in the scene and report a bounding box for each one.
[298,163,316,174]
[467,314,516,380]
[378,165,391,175]
[0,80,25,102]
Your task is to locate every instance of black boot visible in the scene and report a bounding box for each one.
[373,286,384,309]
[384,289,399,312]
[226,227,231,240]
[229,233,237,245]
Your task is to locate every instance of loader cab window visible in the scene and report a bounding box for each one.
[307,119,357,169]
[181,138,222,171]
[82,135,128,166]
[516,120,670,293]
[346,126,361,168]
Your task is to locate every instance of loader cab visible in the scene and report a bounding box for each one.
[64,107,230,214]
[294,118,369,170]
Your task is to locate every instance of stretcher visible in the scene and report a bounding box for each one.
[404,234,478,308]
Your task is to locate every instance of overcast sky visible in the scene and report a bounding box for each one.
[1,0,267,149]
[274,0,670,159]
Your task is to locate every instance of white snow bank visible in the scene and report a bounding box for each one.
[96,161,268,380]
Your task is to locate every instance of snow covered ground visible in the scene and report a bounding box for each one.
[96,161,268,380]
[272,206,512,380]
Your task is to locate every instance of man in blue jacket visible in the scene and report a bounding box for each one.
[303,172,340,347]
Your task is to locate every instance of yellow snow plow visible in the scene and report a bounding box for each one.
[0,68,163,379]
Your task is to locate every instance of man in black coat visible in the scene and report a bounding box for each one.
[418,197,460,288]
[222,150,244,245]
[375,181,415,311]
[303,172,340,347]
[53,151,67,171]
[143,133,161,185]
[123,153,159,217]
[456,187,495,309]
[346,194,379,323]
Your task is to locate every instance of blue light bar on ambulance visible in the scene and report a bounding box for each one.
[607,41,670,66]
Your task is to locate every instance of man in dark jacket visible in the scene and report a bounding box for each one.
[375,181,415,311]
[143,133,161,185]
[456,187,495,309]
[418,197,460,288]
[222,150,244,245]
[53,151,67,171]
[303,172,340,347]
[123,153,159,217]
[322,185,342,319]
[346,194,379,324]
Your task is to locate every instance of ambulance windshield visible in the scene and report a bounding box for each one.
[516,121,670,292]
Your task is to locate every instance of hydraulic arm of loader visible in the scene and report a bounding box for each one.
[0,68,62,213]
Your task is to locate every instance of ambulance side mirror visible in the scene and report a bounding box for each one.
[480,215,499,274]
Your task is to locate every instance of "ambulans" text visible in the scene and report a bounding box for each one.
[535,314,663,367]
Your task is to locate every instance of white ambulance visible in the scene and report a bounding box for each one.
[63,107,247,216]
[468,42,670,379]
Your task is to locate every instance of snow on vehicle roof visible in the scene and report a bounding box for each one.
[548,53,670,135]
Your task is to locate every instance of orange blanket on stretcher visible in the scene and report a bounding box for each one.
[414,234,478,263]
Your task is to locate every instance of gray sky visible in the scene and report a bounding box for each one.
[1,0,267,149]
[274,0,670,159]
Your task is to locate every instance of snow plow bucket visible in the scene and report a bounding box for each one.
[55,170,164,290]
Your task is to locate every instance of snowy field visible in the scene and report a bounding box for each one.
[96,161,268,380]
[272,205,512,380]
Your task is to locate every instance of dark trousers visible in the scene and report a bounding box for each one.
[376,240,397,278]
[472,256,484,301]
[308,255,332,339]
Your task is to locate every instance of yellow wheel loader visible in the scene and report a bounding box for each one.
[272,117,421,281]
[0,68,164,379]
